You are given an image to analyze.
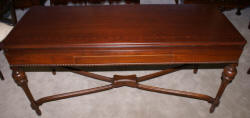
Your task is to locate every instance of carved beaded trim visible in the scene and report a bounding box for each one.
[10,62,237,67]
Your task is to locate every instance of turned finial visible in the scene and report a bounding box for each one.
[222,64,237,82]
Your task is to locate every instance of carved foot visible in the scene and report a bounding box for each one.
[210,64,237,113]
[12,69,42,115]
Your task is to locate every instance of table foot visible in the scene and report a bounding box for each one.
[31,103,42,115]
[210,64,237,113]
[0,71,4,80]
[248,21,250,29]
[236,8,242,15]
[52,69,56,75]
[193,65,198,74]
[175,0,178,4]
[12,69,41,115]
[193,69,198,74]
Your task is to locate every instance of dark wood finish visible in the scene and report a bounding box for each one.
[0,0,17,25]
[193,65,198,74]
[9,0,17,25]
[50,0,139,5]
[0,43,4,80]
[210,64,237,112]
[12,69,41,115]
[52,69,56,75]
[137,65,183,82]
[175,0,178,4]
[13,0,46,9]
[193,69,198,74]
[2,5,246,115]
[137,84,214,103]
[50,0,86,5]
[180,0,250,14]
[178,0,250,36]
[31,66,217,112]
[0,71,4,80]
[247,68,250,74]
[66,67,113,82]
[3,5,246,66]
[36,84,113,106]
[248,21,250,29]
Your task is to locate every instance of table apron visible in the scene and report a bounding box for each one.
[4,46,242,66]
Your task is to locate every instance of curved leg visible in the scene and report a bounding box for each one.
[210,64,237,113]
[12,69,41,115]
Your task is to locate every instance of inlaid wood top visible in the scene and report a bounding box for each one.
[3,5,246,49]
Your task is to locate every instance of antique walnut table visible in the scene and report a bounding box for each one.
[2,5,246,115]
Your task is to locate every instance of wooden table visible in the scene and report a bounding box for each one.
[2,5,246,115]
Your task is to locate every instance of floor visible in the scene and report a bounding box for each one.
[0,0,250,118]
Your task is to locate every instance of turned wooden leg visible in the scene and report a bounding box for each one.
[12,69,41,115]
[0,71,4,80]
[210,64,237,113]
[52,69,56,75]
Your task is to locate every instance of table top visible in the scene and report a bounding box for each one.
[3,5,247,66]
[3,5,246,49]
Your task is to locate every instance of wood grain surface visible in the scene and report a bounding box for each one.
[3,5,246,66]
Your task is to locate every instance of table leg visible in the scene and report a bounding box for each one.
[12,69,41,115]
[10,0,17,25]
[248,21,250,29]
[210,64,237,113]
[52,69,56,75]
[175,0,178,4]
[236,8,242,15]
[0,71,4,80]
[193,65,198,74]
